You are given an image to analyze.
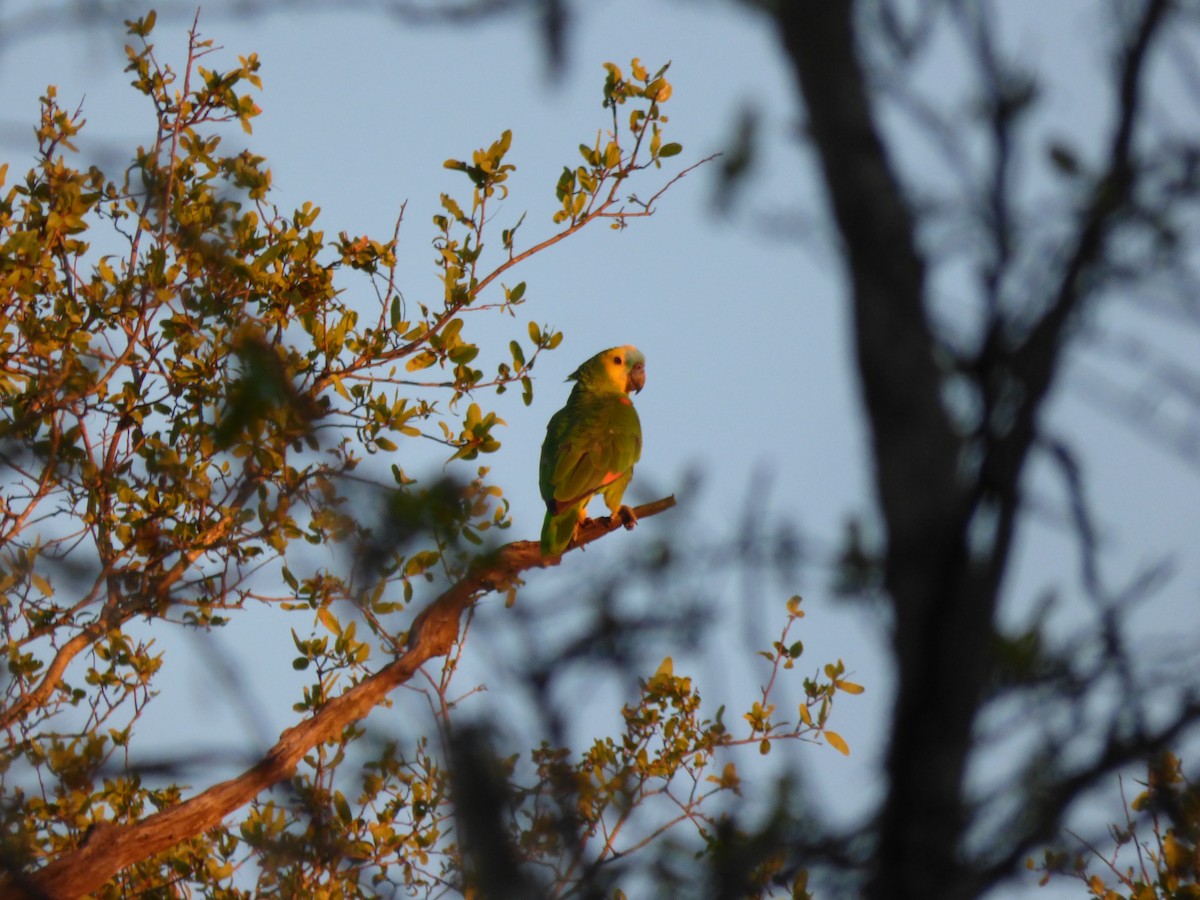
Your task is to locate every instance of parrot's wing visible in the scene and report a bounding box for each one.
[541,397,641,512]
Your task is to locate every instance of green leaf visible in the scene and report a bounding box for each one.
[658,142,683,158]
[448,345,479,365]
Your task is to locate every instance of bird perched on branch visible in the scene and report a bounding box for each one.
[539,346,645,557]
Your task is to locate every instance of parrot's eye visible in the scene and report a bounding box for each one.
[613,355,622,365]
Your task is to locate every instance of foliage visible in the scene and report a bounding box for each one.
[1033,753,1200,900]
[0,13,855,897]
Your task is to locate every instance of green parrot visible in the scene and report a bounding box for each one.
[539,345,645,557]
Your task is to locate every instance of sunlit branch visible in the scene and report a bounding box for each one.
[11,496,677,899]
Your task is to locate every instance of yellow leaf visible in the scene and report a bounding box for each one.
[405,350,436,372]
[317,606,340,636]
[824,730,850,756]
[654,657,673,678]
[837,681,865,695]
[1164,832,1186,871]
[720,761,741,791]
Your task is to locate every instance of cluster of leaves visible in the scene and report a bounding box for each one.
[0,11,853,898]
[1033,752,1200,900]
[156,595,859,899]
[552,57,682,228]
[430,597,860,899]
[235,735,454,897]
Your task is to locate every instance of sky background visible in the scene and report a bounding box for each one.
[2,2,1198,897]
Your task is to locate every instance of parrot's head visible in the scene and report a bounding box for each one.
[572,345,645,396]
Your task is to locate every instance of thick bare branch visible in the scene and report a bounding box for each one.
[9,496,676,900]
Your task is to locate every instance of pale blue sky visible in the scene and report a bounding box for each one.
[2,3,1197,896]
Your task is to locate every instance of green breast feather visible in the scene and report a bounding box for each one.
[539,346,645,556]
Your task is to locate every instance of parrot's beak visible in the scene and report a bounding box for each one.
[628,362,645,394]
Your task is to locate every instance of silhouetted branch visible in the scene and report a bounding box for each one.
[973,694,1200,892]
[771,2,1181,899]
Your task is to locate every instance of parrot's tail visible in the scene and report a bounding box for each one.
[540,508,580,557]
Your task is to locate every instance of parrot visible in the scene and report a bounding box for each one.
[539,345,645,557]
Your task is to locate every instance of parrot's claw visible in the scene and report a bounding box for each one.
[617,505,638,530]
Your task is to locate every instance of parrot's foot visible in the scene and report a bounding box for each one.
[616,505,638,530]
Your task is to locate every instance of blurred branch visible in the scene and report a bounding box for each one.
[0,0,522,42]
[771,1,1180,899]
[773,5,975,897]
[997,0,1170,482]
[975,695,1200,889]
[10,495,676,900]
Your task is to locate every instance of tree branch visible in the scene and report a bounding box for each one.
[992,0,1170,489]
[10,496,676,900]
[771,5,978,897]
[771,2,1174,899]
[774,6,961,538]
[974,695,1200,892]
